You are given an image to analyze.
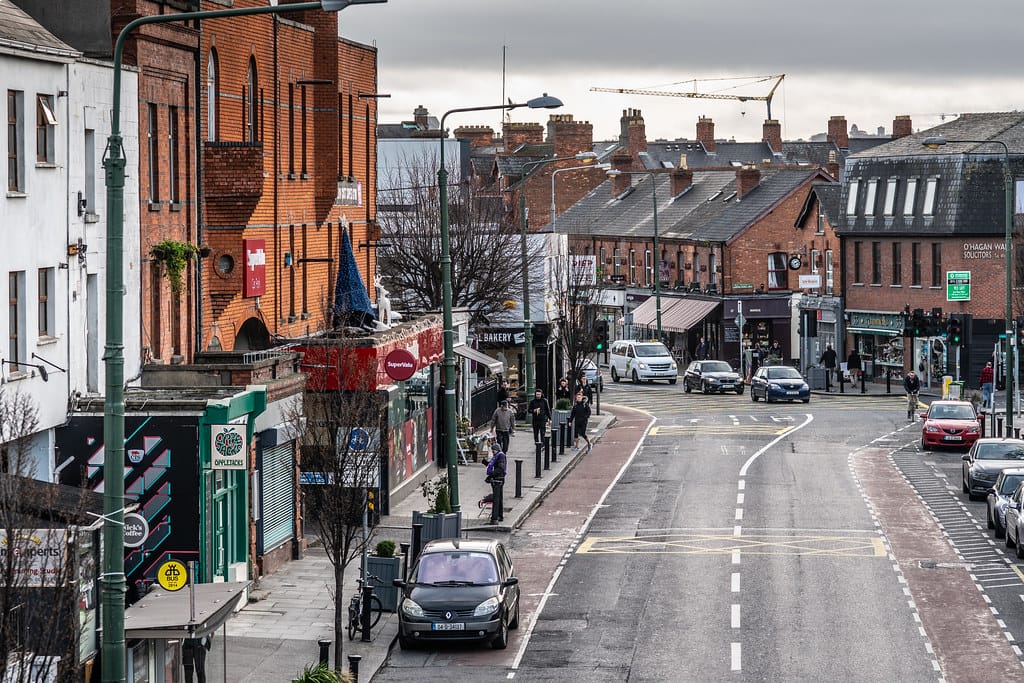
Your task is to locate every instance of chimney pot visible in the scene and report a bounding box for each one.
[762,119,782,154]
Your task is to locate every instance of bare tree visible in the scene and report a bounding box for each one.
[290,340,387,671]
[549,238,604,385]
[376,149,543,326]
[0,388,94,682]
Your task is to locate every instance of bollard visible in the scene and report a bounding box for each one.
[543,437,550,470]
[348,654,361,681]
[1016,427,1021,440]
[860,371,866,394]
[997,416,1004,437]
[361,582,373,642]
[559,421,566,456]
[399,543,410,580]
[317,639,330,666]
[546,434,554,464]
[514,459,523,498]
[825,371,832,393]
[839,372,845,394]
[885,370,891,395]
[535,440,542,478]
[412,523,423,563]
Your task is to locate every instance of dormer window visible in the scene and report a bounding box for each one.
[846,179,859,215]
[923,177,938,216]
[903,178,917,215]
[883,178,898,216]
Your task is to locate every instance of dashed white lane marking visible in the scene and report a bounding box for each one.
[737,493,745,505]
[731,642,741,671]
[735,508,744,521]
[738,480,746,490]
[731,604,741,628]
[732,551,741,565]
[731,572,741,592]
[733,525,742,536]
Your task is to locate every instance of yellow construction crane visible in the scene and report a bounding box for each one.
[591,74,786,120]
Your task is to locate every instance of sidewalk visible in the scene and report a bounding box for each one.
[222,408,617,682]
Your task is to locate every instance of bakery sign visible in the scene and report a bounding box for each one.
[210,424,247,470]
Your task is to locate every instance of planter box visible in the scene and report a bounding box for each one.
[552,409,571,428]
[412,511,462,548]
[807,367,827,390]
[366,555,403,612]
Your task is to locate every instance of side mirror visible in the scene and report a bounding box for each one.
[920,412,928,419]
[392,578,406,588]
[502,577,519,588]
[987,487,997,495]
[961,455,971,462]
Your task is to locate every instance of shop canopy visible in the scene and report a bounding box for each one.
[124,581,250,640]
[631,297,720,333]
[454,344,504,374]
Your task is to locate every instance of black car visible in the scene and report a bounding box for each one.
[749,365,810,403]
[961,438,1024,501]
[683,360,744,395]
[393,538,520,650]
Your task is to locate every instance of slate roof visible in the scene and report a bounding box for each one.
[840,112,1024,236]
[0,0,78,59]
[550,167,826,246]
[794,182,841,228]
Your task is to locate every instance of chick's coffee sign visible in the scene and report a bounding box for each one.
[244,238,266,297]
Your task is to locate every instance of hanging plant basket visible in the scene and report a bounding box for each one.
[150,239,199,295]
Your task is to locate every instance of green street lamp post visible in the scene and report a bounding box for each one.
[923,136,1014,433]
[102,2,385,680]
[606,169,664,339]
[438,95,562,512]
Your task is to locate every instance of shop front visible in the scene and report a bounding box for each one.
[722,296,794,373]
[847,311,907,381]
[798,294,844,373]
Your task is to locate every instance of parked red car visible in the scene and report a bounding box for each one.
[920,400,981,451]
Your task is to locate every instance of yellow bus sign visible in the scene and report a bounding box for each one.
[156,560,188,592]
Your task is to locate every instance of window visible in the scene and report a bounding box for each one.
[168,106,179,204]
[816,208,825,234]
[289,224,296,318]
[302,224,308,314]
[644,249,652,286]
[84,129,96,214]
[871,241,881,284]
[768,252,788,290]
[246,58,259,143]
[891,243,902,285]
[693,253,701,284]
[629,249,636,283]
[147,103,159,203]
[810,249,820,274]
[206,50,218,141]
[923,177,938,215]
[883,178,898,216]
[287,84,295,175]
[1017,179,1024,214]
[7,90,23,192]
[8,272,24,366]
[599,247,606,278]
[709,252,717,285]
[613,248,621,277]
[912,242,922,286]
[931,242,942,286]
[846,179,859,215]
[676,251,684,279]
[35,94,56,163]
[825,250,834,295]
[903,178,917,215]
[37,268,53,337]
[864,180,878,215]
[300,85,308,175]
[853,241,863,282]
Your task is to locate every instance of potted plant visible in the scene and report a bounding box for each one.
[150,239,199,294]
[366,540,402,611]
[414,473,461,546]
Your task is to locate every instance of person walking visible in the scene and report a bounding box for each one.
[904,370,922,419]
[569,393,593,452]
[577,374,594,406]
[555,376,573,403]
[182,636,211,683]
[820,344,838,386]
[528,389,551,444]
[847,348,862,383]
[769,339,784,362]
[695,336,709,360]
[489,399,516,453]
[980,361,994,409]
[486,442,506,524]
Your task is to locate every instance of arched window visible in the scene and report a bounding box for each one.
[206,49,218,141]
[246,57,258,142]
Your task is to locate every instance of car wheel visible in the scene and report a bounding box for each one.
[736,387,744,395]
[988,507,996,529]
[684,380,692,393]
[669,378,677,385]
[920,438,930,451]
[398,633,415,650]
[1017,534,1024,559]
[509,600,520,630]
[491,616,509,650]
[801,398,810,404]
[962,475,969,493]
[1007,528,1015,549]
[995,518,1006,539]
[611,366,620,383]
[766,395,775,404]
[632,371,641,384]
[751,390,758,402]
[702,382,711,395]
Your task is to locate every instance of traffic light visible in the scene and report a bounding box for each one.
[594,319,609,352]
[947,316,962,345]
[910,308,925,337]
[366,489,375,512]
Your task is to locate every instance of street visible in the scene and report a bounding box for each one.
[377,382,1024,681]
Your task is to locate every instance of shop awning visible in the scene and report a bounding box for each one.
[124,581,250,639]
[454,344,504,374]
[847,327,901,337]
[659,299,721,333]
[628,297,661,326]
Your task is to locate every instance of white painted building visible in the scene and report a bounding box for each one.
[0,3,140,480]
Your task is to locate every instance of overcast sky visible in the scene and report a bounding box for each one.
[340,0,1024,144]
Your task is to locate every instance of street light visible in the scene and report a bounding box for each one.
[515,152,599,400]
[438,94,563,512]
[606,168,664,339]
[922,135,1013,432]
[102,2,384,680]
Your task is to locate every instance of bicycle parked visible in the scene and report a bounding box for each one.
[347,572,384,640]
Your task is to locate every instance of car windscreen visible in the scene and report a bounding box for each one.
[930,405,977,420]
[1000,474,1024,494]
[703,362,733,373]
[634,343,670,357]
[976,444,1024,460]
[413,551,499,585]
[767,367,802,380]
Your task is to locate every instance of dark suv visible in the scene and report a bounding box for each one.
[683,361,744,395]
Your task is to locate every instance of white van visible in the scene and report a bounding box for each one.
[609,340,678,384]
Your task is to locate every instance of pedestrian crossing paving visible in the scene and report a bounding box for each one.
[598,388,906,416]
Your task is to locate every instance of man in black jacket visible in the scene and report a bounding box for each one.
[528,389,551,444]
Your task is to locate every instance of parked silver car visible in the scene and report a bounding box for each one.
[1003,481,1024,559]
[986,468,1024,538]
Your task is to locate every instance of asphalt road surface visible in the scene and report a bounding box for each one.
[378,381,1024,681]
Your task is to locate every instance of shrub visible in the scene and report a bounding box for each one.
[374,540,396,558]
[554,398,572,411]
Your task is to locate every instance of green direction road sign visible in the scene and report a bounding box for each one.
[946,271,970,301]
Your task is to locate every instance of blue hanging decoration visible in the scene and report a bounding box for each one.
[332,227,376,329]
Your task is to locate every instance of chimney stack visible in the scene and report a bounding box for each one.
[671,166,693,195]
[762,119,782,153]
[891,115,913,139]
[610,151,632,196]
[736,165,761,199]
[453,125,495,150]
[413,105,429,129]
[502,121,544,152]
[547,114,594,160]
[827,115,849,149]
[696,117,716,152]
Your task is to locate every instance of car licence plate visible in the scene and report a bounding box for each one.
[786,391,798,396]
[431,623,465,631]
[944,435,962,441]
